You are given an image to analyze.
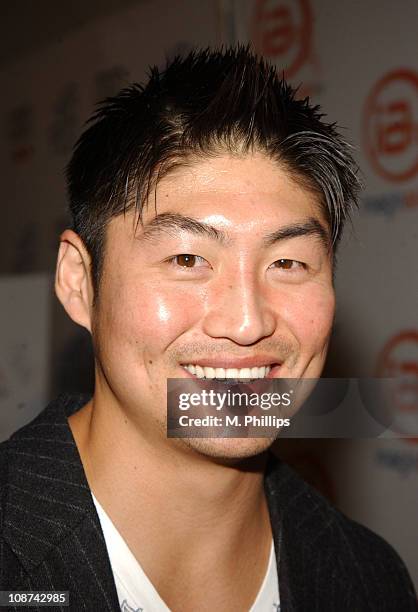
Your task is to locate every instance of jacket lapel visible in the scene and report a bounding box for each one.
[264,454,351,611]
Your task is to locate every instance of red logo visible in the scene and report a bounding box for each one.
[363,69,418,182]
[377,330,418,443]
[252,0,312,79]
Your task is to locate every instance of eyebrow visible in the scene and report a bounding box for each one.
[138,212,330,250]
[263,218,330,250]
[139,212,230,245]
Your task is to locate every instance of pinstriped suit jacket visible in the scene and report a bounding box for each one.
[0,393,417,612]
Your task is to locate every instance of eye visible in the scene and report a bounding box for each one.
[169,254,209,268]
[270,258,306,271]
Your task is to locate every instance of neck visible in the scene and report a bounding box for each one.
[69,392,273,610]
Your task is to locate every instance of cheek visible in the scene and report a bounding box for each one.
[140,284,202,333]
[99,277,206,355]
[279,283,335,350]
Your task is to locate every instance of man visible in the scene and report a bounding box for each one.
[0,47,416,611]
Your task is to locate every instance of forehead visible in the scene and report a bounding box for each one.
[140,152,324,227]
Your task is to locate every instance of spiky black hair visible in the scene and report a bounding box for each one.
[66,46,360,295]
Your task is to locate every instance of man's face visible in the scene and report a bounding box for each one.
[91,152,335,459]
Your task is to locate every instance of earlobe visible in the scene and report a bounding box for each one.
[55,230,94,332]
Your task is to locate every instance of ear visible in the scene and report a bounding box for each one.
[55,229,95,333]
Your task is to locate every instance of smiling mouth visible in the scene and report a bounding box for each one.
[182,364,280,382]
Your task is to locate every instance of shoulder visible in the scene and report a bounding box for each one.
[334,510,417,609]
[266,456,417,609]
[0,392,90,507]
[3,393,90,445]
[336,507,414,580]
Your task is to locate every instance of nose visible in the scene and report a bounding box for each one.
[202,269,276,346]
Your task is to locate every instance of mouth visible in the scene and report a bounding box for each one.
[181,363,281,382]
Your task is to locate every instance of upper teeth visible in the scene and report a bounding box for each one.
[183,365,272,379]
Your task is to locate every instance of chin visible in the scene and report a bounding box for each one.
[181,436,276,462]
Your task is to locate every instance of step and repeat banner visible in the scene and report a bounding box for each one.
[0,0,417,589]
[221,0,418,587]
[0,0,221,404]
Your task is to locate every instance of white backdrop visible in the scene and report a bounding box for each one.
[0,274,51,442]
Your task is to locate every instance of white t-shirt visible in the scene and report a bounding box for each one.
[93,494,280,612]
